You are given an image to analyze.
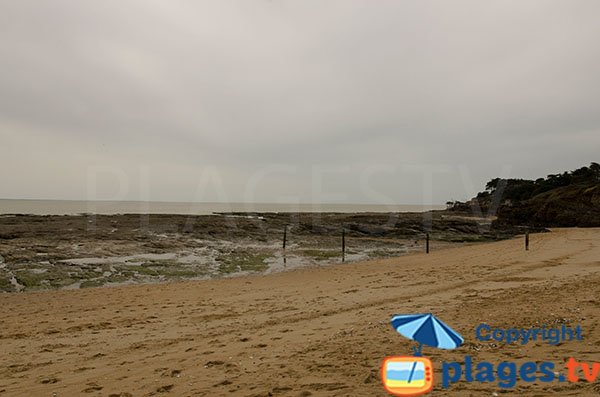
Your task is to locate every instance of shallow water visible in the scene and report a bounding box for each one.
[60,253,178,266]
[47,243,410,290]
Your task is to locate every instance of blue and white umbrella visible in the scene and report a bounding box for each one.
[391,313,463,355]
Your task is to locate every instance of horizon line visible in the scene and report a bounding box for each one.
[0,198,446,206]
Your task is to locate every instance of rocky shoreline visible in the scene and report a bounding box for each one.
[0,211,518,292]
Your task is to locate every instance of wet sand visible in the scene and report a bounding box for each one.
[1,228,599,396]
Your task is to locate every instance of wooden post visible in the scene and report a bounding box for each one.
[282,225,287,250]
[525,231,529,251]
[426,233,430,254]
[342,228,346,262]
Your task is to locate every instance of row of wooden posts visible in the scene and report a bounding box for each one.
[281,226,432,262]
[281,226,531,262]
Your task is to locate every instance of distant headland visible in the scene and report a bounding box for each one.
[447,162,600,227]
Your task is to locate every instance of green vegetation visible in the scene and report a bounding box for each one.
[0,272,13,292]
[70,268,103,280]
[2,258,215,291]
[160,268,199,278]
[14,270,49,289]
[448,162,600,227]
[80,279,105,288]
[134,263,200,278]
[134,265,160,276]
[217,252,270,274]
[476,162,599,207]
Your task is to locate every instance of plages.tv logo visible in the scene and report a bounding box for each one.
[381,313,464,396]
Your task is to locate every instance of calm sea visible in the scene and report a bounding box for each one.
[0,199,444,215]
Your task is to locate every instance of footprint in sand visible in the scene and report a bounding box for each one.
[82,382,102,393]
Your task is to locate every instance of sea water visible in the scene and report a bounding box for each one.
[0,199,444,215]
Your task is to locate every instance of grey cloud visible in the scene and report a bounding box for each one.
[1,0,599,203]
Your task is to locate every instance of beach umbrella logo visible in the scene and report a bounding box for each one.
[391,313,464,354]
[381,313,463,396]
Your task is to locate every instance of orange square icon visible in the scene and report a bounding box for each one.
[381,356,433,396]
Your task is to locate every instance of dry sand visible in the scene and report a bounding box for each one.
[1,228,599,396]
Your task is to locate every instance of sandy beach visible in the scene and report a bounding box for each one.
[1,228,599,396]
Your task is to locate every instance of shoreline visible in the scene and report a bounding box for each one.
[0,211,505,293]
[1,239,477,296]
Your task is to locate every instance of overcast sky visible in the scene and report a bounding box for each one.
[1,0,599,204]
